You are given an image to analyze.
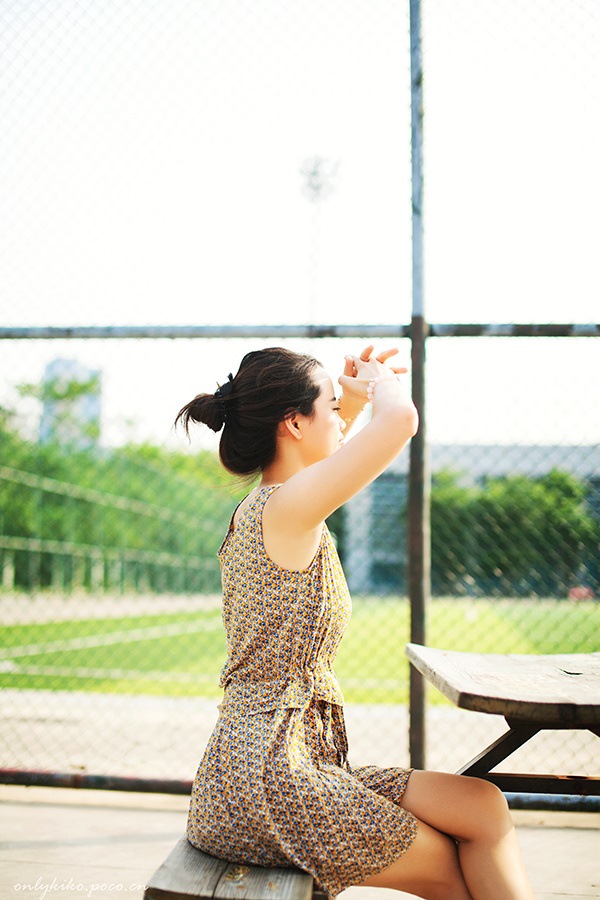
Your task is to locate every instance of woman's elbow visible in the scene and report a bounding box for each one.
[409,407,419,437]
[394,404,419,440]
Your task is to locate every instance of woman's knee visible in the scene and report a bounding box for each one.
[400,769,513,848]
[460,776,512,842]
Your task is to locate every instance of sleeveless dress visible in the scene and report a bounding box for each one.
[187,485,418,897]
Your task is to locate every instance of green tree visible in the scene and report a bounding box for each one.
[430,470,477,594]
[0,400,247,592]
[473,471,596,595]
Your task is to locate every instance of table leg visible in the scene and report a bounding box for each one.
[456,722,600,795]
[456,723,540,777]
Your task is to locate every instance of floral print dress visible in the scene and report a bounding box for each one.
[187,485,418,897]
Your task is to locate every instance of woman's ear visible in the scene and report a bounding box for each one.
[279,416,303,440]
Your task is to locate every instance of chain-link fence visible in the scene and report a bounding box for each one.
[1,0,599,793]
[1,334,598,786]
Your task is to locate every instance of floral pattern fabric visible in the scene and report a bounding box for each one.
[187,485,418,897]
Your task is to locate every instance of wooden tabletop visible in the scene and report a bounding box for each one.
[405,644,600,726]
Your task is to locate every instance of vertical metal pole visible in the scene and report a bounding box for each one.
[408,0,430,770]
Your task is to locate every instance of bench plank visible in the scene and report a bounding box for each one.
[217,861,313,900]
[405,645,600,726]
[145,837,227,899]
[145,837,314,900]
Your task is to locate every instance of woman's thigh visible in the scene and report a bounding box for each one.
[401,770,512,843]
[358,816,470,900]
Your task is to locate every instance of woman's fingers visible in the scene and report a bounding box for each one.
[345,349,408,386]
[338,373,363,395]
[358,346,401,365]
[375,347,400,363]
[342,355,355,378]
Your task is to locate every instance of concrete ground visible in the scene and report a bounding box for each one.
[0,785,598,900]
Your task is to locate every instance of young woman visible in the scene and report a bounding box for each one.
[176,345,533,900]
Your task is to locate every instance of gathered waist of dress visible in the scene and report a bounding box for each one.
[220,670,344,714]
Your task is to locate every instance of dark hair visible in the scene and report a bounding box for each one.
[175,347,322,476]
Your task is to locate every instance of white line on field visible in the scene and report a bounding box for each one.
[341,677,405,689]
[0,662,219,683]
[0,619,222,659]
[0,657,404,692]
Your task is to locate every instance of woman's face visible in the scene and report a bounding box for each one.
[299,367,346,464]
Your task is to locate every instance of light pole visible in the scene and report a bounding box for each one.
[300,156,338,324]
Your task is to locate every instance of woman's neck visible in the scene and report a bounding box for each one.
[260,457,305,488]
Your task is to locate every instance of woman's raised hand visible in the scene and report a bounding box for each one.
[338,344,408,400]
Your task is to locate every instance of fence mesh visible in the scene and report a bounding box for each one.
[1,336,598,782]
[1,0,599,788]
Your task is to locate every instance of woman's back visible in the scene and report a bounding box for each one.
[218,484,350,712]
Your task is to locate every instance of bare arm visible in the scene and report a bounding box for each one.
[267,352,418,536]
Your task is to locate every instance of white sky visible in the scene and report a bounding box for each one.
[0,0,598,446]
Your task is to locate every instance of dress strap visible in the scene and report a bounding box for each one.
[219,484,281,554]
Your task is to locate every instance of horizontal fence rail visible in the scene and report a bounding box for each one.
[0,535,215,595]
[0,465,193,524]
[0,323,599,340]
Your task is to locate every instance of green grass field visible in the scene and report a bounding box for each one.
[0,598,597,705]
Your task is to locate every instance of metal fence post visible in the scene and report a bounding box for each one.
[408,0,430,770]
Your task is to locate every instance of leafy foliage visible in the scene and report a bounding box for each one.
[0,408,248,592]
[1,389,598,597]
[431,469,598,596]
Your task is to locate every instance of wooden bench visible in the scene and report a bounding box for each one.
[405,644,600,797]
[144,836,324,900]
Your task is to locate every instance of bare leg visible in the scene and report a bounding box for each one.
[401,771,534,900]
[359,815,472,899]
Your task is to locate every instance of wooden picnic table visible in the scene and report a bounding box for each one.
[405,644,600,796]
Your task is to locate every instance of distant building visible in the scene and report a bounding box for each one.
[344,443,600,594]
[39,358,102,449]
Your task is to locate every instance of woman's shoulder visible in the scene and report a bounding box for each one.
[220,484,282,561]
[232,483,281,530]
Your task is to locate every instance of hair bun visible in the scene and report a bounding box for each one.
[175,392,224,435]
